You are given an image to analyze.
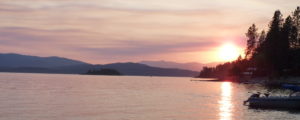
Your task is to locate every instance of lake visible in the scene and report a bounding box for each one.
[0,73,299,120]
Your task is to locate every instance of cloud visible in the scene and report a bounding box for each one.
[73,40,218,56]
[0,0,299,63]
[0,26,217,53]
[0,26,220,63]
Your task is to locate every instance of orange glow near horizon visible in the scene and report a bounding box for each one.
[218,43,242,62]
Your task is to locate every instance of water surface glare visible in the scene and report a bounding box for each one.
[0,73,300,120]
[219,82,232,120]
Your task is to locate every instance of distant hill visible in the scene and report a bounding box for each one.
[0,53,198,77]
[101,63,198,77]
[86,68,122,75]
[0,53,89,68]
[140,60,220,71]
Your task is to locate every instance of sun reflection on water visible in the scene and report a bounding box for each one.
[219,82,233,120]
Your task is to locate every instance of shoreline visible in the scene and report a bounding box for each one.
[195,76,300,87]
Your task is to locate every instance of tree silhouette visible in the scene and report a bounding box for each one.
[292,7,300,48]
[245,24,258,60]
[258,30,266,47]
[263,10,283,76]
[252,30,266,68]
[198,7,300,79]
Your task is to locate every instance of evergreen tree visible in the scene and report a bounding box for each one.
[252,30,267,71]
[198,7,300,79]
[245,24,258,59]
[237,55,242,61]
[292,7,300,47]
[280,16,294,71]
[264,10,283,77]
[282,16,293,49]
[254,30,266,54]
[258,30,266,47]
[293,7,300,29]
[290,26,299,48]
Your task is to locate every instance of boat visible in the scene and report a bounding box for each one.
[244,84,300,109]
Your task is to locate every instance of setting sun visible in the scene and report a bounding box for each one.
[218,43,241,62]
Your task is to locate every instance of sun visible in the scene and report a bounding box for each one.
[218,43,241,62]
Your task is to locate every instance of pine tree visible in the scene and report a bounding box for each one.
[282,16,293,49]
[258,30,266,47]
[280,16,294,71]
[245,24,258,59]
[264,10,284,77]
[292,7,300,47]
[290,26,299,48]
[237,55,242,61]
[252,30,266,58]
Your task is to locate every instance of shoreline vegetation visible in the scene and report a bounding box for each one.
[85,68,122,76]
[198,7,300,86]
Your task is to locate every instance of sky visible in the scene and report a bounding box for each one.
[0,0,299,64]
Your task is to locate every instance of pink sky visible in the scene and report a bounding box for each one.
[0,0,298,64]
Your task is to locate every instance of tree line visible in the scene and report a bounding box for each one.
[198,7,300,79]
[86,68,122,75]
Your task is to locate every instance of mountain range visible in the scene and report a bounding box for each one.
[0,53,199,77]
[0,53,87,68]
[140,60,220,71]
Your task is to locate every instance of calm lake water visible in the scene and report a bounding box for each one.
[0,73,300,120]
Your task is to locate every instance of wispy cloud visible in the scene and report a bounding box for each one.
[0,0,298,63]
